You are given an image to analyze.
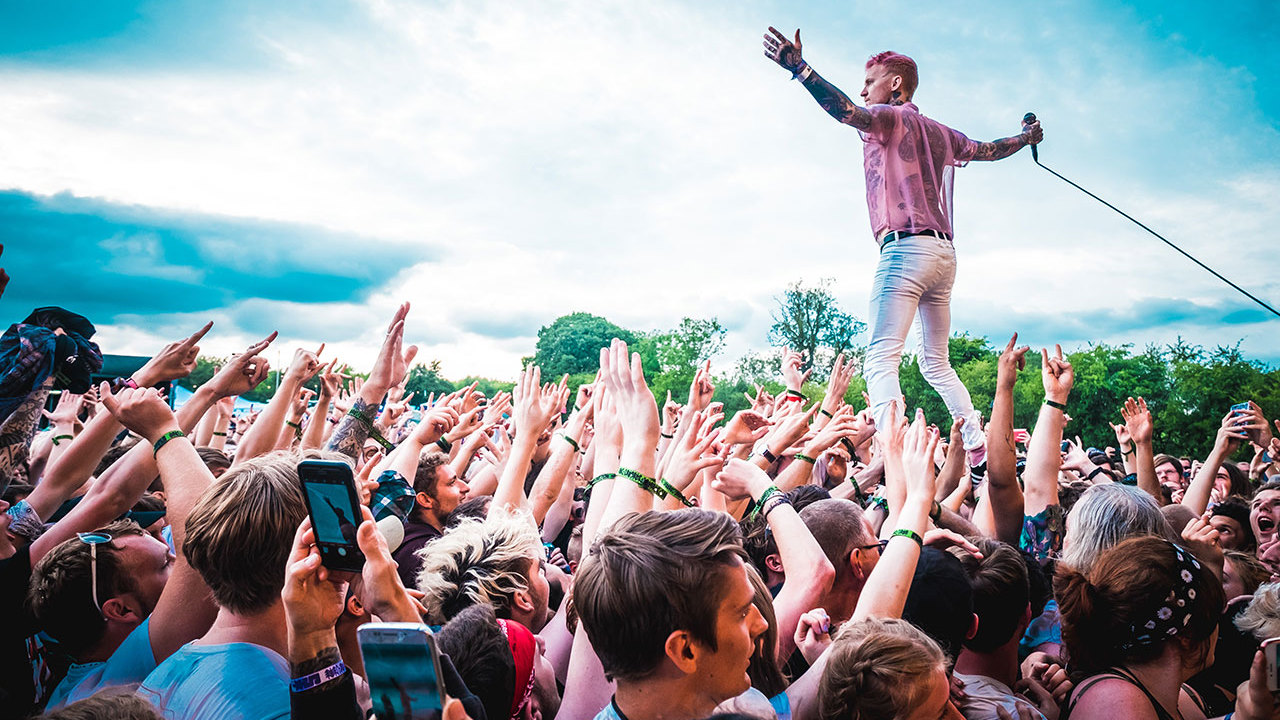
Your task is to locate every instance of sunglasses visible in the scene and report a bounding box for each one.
[77,532,112,614]
[859,539,890,555]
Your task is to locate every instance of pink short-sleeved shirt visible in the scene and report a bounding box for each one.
[859,102,979,241]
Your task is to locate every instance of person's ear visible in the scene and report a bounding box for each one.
[848,549,869,582]
[346,594,365,618]
[664,630,699,675]
[967,613,980,641]
[416,491,434,511]
[890,75,903,92]
[101,595,141,624]
[764,553,785,576]
[512,588,535,617]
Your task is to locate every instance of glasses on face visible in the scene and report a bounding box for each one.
[859,540,890,555]
[77,532,112,614]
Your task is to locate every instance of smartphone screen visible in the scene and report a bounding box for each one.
[358,623,445,720]
[1231,402,1251,414]
[297,459,365,572]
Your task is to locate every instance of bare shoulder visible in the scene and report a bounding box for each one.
[1068,676,1162,720]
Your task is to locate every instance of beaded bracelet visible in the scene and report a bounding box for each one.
[152,430,186,457]
[290,660,347,693]
[890,528,924,548]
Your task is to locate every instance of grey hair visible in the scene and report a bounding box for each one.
[1060,483,1176,573]
[1237,583,1280,641]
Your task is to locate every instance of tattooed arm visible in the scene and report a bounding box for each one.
[971,119,1042,161]
[763,25,872,130]
[799,71,872,129]
[0,379,52,487]
[324,398,374,461]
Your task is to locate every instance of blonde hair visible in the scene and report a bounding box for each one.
[818,618,947,720]
[415,509,541,624]
[183,451,306,614]
[1237,582,1280,641]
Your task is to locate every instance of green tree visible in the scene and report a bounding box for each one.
[768,278,866,381]
[647,317,727,403]
[177,356,219,392]
[405,361,456,400]
[529,313,637,377]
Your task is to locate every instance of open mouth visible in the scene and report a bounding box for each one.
[1258,515,1276,533]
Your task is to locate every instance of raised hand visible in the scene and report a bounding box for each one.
[763,26,804,73]
[793,608,832,665]
[821,352,857,415]
[317,361,346,400]
[99,384,180,443]
[996,333,1029,391]
[282,517,348,641]
[804,406,859,455]
[355,505,419,622]
[1109,420,1133,449]
[43,390,85,428]
[512,366,565,440]
[1214,409,1250,454]
[133,321,214,386]
[712,457,772,502]
[722,410,772,446]
[286,344,325,383]
[1235,401,1274,448]
[203,333,276,398]
[780,348,811,392]
[900,409,941,502]
[662,408,723,494]
[687,360,715,412]
[599,339,660,450]
[1120,396,1153,445]
[662,390,682,435]
[445,407,482,443]
[365,303,418,402]
[1040,344,1074,404]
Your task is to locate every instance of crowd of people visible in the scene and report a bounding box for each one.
[1,301,1279,720]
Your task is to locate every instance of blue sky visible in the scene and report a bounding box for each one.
[4,0,1279,378]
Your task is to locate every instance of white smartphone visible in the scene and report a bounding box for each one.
[1264,636,1280,692]
[357,622,446,720]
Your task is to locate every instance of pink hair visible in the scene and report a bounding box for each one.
[866,51,918,96]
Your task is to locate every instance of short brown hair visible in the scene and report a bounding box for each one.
[183,451,306,614]
[574,509,746,681]
[800,499,871,578]
[413,451,450,499]
[818,617,947,720]
[1056,536,1223,674]
[951,537,1028,652]
[29,520,144,654]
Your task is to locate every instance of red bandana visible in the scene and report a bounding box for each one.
[498,618,536,720]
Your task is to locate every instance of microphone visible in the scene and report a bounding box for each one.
[1023,112,1039,162]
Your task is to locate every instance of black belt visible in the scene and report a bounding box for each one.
[879,228,952,249]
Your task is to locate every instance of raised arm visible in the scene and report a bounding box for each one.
[1184,410,1248,515]
[489,367,563,516]
[1023,345,1073,518]
[326,303,418,460]
[762,26,872,130]
[976,334,1029,544]
[970,116,1043,161]
[1122,396,1160,503]
[236,344,322,462]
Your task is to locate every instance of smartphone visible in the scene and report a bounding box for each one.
[297,459,365,572]
[357,622,446,720]
[1231,402,1251,415]
[1263,637,1280,692]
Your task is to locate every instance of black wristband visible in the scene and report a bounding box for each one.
[1044,399,1067,411]
[152,430,186,457]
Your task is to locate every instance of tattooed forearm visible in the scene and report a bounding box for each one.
[972,134,1028,161]
[0,382,52,484]
[291,644,342,677]
[324,398,371,460]
[800,70,872,130]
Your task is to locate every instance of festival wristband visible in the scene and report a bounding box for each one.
[152,430,186,457]
[819,408,834,419]
[659,479,696,508]
[890,528,924,548]
[750,485,784,520]
[50,434,75,446]
[560,434,580,452]
[285,420,301,430]
[586,473,617,491]
[290,661,347,693]
[1086,466,1106,481]
[436,436,453,453]
[1044,399,1067,411]
[348,408,395,452]
[794,453,816,464]
[618,467,665,497]
[212,431,226,437]
[929,501,942,524]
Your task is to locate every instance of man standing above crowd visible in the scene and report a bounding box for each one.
[763,29,1042,468]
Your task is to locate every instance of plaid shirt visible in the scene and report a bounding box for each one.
[370,470,416,522]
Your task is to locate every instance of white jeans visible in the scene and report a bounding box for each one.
[864,235,984,450]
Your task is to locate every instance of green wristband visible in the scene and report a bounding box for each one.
[890,528,924,548]
[659,479,696,508]
[618,467,665,498]
[560,434,580,452]
[794,453,817,464]
[153,430,186,457]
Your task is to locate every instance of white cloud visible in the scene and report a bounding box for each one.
[6,0,1280,378]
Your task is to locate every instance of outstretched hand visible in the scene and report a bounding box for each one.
[99,384,180,443]
[1040,344,1074,404]
[763,26,804,73]
[997,333,1029,390]
[133,321,214,386]
[204,333,277,398]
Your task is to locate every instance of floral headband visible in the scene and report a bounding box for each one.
[1120,542,1203,651]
